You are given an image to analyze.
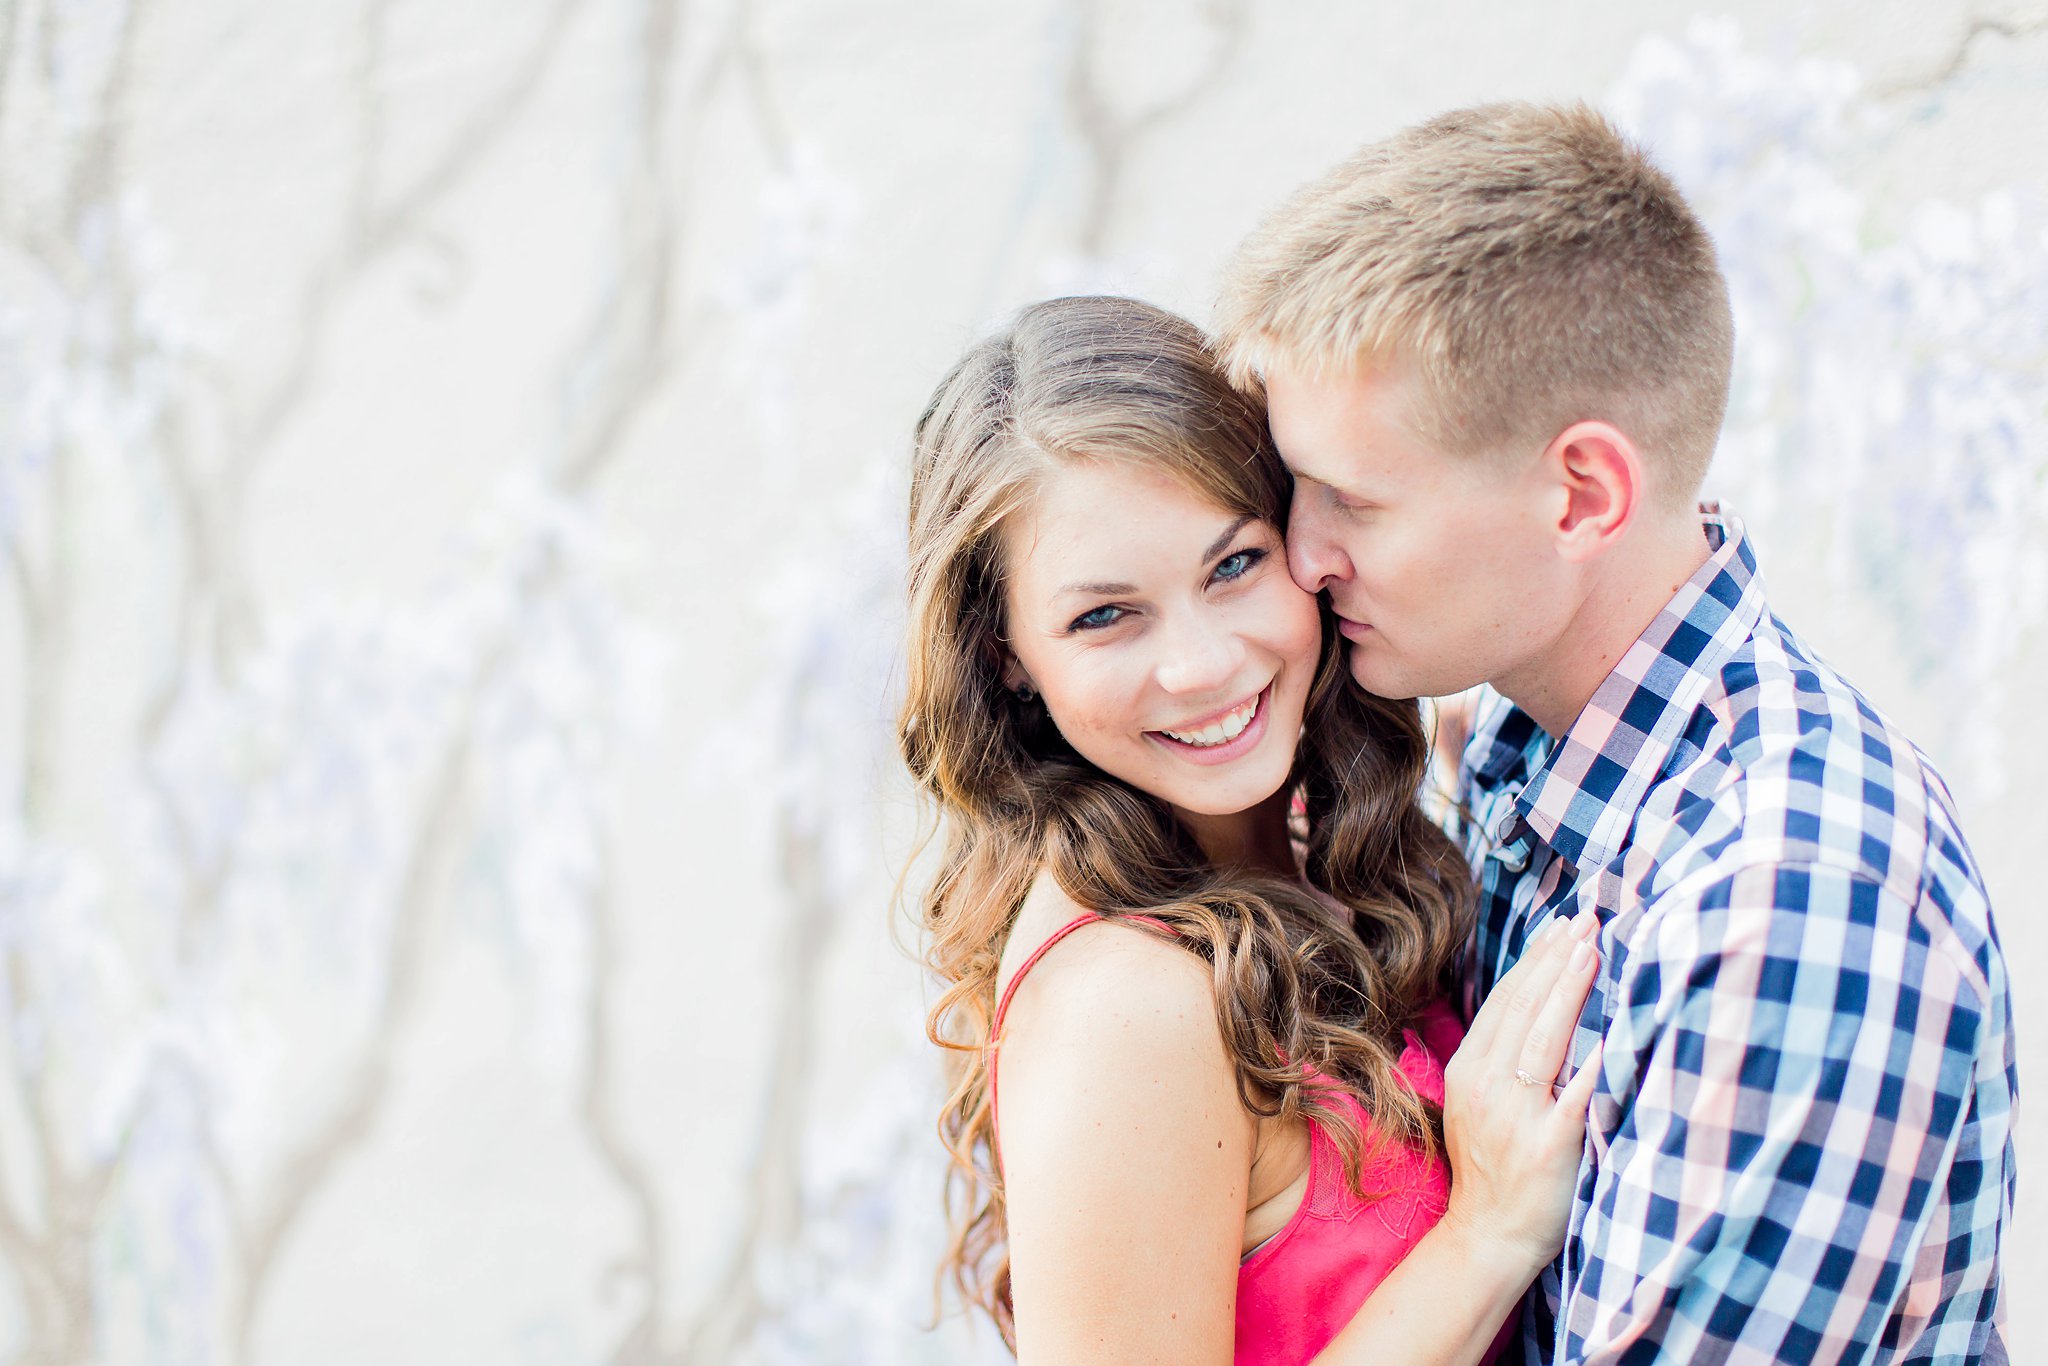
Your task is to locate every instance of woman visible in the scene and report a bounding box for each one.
[899,295,1598,1364]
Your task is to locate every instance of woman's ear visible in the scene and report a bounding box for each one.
[1001,653,1034,696]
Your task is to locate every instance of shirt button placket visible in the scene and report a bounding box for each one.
[1490,807,1530,873]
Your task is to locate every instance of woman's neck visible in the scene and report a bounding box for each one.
[1174,787,1297,877]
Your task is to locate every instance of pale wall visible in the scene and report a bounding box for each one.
[0,2,2042,1363]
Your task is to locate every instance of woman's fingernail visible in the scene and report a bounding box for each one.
[1569,940,1595,971]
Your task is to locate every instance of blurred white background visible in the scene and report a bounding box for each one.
[0,2,2042,1362]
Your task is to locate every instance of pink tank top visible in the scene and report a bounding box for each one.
[989,911,1493,1366]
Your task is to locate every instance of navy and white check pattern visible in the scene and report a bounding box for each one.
[1455,508,2016,1363]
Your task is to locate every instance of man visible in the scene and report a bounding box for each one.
[1215,102,2016,1363]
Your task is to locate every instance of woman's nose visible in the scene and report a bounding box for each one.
[1154,620,1246,695]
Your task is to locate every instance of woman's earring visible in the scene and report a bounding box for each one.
[1014,683,1036,703]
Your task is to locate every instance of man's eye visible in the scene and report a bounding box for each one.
[1214,548,1267,581]
[1069,605,1125,632]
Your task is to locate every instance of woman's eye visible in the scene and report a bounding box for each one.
[1069,604,1125,632]
[1214,547,1267,582]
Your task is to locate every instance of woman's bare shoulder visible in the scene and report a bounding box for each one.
[997,869,1210,1029]
[996,881,1247,1363]
[995,874,1228,1154]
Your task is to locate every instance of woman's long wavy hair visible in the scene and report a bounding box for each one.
[899,296,1474,1349]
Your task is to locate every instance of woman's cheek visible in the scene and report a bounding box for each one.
[1051,657,1141,749]
[1264,576,1324,666]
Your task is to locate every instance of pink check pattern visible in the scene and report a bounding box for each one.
[1454,508,2016,1364]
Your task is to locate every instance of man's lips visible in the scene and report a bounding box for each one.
[1335,612,1373,641]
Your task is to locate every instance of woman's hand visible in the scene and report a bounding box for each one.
[1438,909,1602,1280]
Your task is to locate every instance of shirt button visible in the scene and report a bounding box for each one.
[1496,811,1521,842]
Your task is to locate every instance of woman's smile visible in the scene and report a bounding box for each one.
[1148,683,1271,765]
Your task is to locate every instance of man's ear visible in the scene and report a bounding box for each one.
[1542,420,1644,563]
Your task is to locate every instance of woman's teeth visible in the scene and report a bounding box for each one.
[1161,695,1259,748]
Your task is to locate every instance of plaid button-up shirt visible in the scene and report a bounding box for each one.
[1455,508,2015,1364]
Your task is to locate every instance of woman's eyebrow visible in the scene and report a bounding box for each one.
[1056,579,1138,597]
[1201,514,1256,563]
[1054,516,1257,598]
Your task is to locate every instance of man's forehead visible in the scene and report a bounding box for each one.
[1265,361,1435,480]
[1267,358,1420,424]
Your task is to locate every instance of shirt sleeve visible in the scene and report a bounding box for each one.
[1558,859,2000,1363]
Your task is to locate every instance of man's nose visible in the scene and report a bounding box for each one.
[1286,496,1351,593]
[1154,617,1246,695]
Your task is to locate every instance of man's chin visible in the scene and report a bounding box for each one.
[1345,653,1425,701]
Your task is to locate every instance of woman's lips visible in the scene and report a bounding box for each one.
[1146,683,1272,766]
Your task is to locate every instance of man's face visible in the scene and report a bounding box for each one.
[1263,361,1572,701]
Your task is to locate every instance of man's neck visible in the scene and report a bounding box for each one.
[1499,512,1714,740]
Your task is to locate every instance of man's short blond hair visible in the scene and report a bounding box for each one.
[1216,102,1734,505]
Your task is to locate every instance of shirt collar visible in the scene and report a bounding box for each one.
[1466,699,1545,791]
[1504,505,1766,872]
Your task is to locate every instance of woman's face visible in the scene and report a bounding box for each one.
[1000,458,1321,820]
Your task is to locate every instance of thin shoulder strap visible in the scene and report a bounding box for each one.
[988,911,1104,1171]
[986,910,1177,1168]
[991,912,1103,1041]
